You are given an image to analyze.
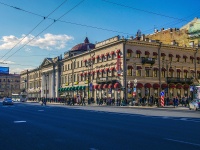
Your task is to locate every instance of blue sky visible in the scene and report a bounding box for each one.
[0,0,200,74]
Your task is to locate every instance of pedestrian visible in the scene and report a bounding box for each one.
[82,97,86,106]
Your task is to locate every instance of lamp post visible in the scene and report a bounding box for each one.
[86,60,92,104]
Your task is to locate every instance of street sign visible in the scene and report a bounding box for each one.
[133,88,136,92]
[89,83,93,91]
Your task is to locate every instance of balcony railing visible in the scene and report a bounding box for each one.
[141,57,155,65]
[166,77,193,84]
[96,76,119,84]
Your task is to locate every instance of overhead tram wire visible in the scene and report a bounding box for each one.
[101,0,189,22]
[0,0,68,60]
[2,0,85,62]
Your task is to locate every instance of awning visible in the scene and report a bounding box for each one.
[96,70,99,73]
[177,69,181,72]
[88,58,91,61]
[100,54,104,58]
[110,51,115,55]
[105,52,109,56]
[154,67,158,71]
[94,85,98,89]
[190,70,195,73]
[84,72,87,75]
[105,68,109,72]
[145,67,151,70]
[98,84,103,89]
[176,54,180,58]
[161,83,168,89]
[161,67,166,71]
[161,53,166,56]
[145,51,150,55]
[127,82,133,88]
[169,84,176,89]
[144,83,152,88]
[80,73,83,76]
[103,84,108,89]
[153,83,160,89]
[96,55,99,59]
[114,83,120,88]
[128,66,133,69]
[190,56,194,59]
[197,71,200,73]
[108,84,113,89]
[83,59,87,62]
[169,54,173,57]
[92,71,95,74]
[169,68,174,72]
[92,57,95,60]
[110,67,115,71]
[100,69,104,72]
[153,52,158,56]
[136,83,143,88]
[78,86,82,90]
[75,86,79,91]
[184,70,188,73]
[183,84,189,89]
[136,50,141,54]
[137,66,142,70]
[127,49,133,53]
[183,55,188,59]
[176,84,182,89]
[116,49,120,53]
[197,57,200,60]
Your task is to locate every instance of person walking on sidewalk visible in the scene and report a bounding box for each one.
[82,97,86,106]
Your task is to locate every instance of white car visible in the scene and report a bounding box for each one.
[189,99,200,111]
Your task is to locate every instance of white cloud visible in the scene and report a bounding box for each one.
[0,60,15,64]
[25,48,32,53]
[0,33,74,50]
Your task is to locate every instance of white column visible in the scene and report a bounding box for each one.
[55,70,59,98]
[41,74,45,97]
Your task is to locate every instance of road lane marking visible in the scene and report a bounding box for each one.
[14,121,27,123]
[38,110,44,111]
[165,138,200,147]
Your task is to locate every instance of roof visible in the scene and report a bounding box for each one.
[71,37,95,51]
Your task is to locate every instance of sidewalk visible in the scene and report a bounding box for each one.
[27,100,190,111]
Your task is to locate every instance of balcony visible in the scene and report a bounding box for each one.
[141,57,155,65]
[166,77,193,84]
[96,76,119,84]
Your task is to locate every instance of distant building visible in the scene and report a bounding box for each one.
[0,73,20,97]
[145,17,200,48]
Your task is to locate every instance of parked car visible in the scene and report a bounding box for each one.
[2,98,14,105]
[189,99,200,111]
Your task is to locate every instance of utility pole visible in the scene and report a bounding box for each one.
[158,42,162,106]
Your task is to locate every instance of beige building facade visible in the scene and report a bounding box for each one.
[0,73,20,97]
[20,36,200,102]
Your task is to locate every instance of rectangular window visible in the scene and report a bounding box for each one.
[161,71,165,77]
[177,72,181,78]
[154,70,157,77]
[127,53,131,58]
[136,70,141,76]
[145,69,150,77]
[169,57,173,62]
[127,69,132,76]
[184,72,187,78]
[169,72,173,77]
[177,57,180,62]
[136,54,140,58]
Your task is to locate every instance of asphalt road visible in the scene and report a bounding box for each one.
[0,102,200,150]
